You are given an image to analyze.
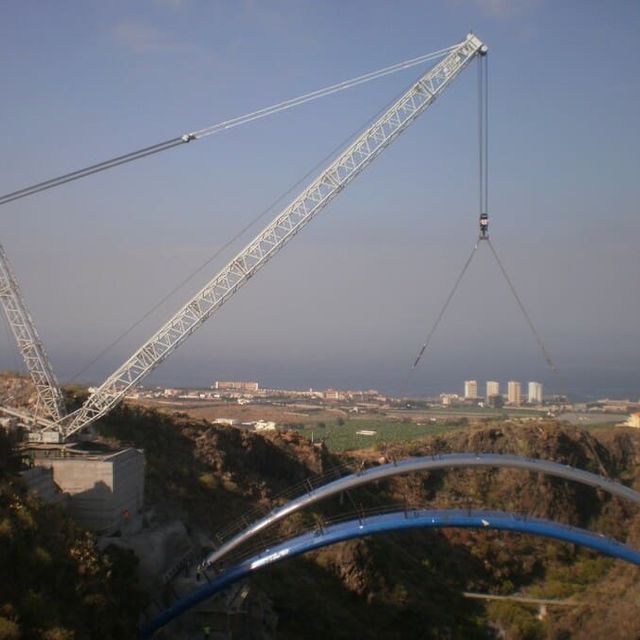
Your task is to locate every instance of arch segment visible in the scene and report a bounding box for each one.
[140,508,640,638]
[203,453,640,568]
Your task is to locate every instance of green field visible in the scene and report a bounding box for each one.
[389,406,547,419]
[293,418,468,452]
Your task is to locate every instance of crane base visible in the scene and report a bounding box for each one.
[23,444,145,534]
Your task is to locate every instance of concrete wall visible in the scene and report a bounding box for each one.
[37,448,145,533]
[20,466,64,504]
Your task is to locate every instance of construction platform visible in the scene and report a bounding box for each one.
[22,442,145,534]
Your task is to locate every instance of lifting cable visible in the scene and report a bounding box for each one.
[407,52,557,385]
[411,241,479,369]
[486,238,556,371]
[0,44,460,208]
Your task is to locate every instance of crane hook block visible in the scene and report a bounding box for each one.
[479,213,489,239]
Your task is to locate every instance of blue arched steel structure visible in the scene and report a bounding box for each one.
[140,509,640,638]
[203,453,640,568]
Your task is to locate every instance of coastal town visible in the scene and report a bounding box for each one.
[122,379,640,436]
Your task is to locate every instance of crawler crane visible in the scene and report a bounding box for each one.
[0,34,487,442]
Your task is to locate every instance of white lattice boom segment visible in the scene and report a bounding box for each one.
[0,243,66,423]
[58,33,486,439]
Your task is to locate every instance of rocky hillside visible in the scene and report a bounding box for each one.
[0,372,38,414]
[95,407,640,639]
[2,378,640,639]
[0,429,147,639]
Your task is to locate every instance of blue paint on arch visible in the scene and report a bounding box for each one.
[202,453,640,569]
[139,509,640,638]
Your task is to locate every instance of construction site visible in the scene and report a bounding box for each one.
[1,13,639,638]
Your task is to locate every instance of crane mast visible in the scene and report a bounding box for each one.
[0,243,66,423]
[44,33,485,440]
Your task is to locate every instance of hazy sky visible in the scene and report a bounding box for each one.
[0,1,638,398]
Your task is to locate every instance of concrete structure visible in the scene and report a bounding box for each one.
[507,381,522,406]
[101,519,194,592]
[464,380,478,399]
[20,465,65,504]
[486,381,500,399]
[441,394,459,406]
[528,381,543,405]
[35,448,144,533]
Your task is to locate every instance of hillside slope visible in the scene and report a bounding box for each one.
[97,408,640,639]
[2,380,639,639]
[0,430,146,639]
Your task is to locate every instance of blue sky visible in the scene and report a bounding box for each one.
[0,1,639,398]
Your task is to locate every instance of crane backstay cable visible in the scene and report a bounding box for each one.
[0,138,186,207]
[0,44,460,208]
[408,52,557,384]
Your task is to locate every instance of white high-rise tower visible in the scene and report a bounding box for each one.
[528,381,543,405]
[486,381,500,399]
[464,380,478,399]
[507,381,522,406]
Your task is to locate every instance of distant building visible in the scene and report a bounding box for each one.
[464,380,478,399]
[507,381,522,406]
[486,381,500,400]
[214,381,259,392]
[254,420,277,432]
[441,393,459,407]
[487,394,504,409]
[528,381,543,405]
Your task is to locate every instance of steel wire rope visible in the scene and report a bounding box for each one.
[403,53,560,397]
[478,54,561,378]
[401,54,489,396]
[481,54,488,216]
[478,52,561,383]
[478,52,485,217]
[485,238,556,371]
[479,236,572,403]
[0,45,459,208]
[69,68,434,383]
[0,139,185,207]
[409,240,480,373]
[484,55,489,215]
[189,44,460,140]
